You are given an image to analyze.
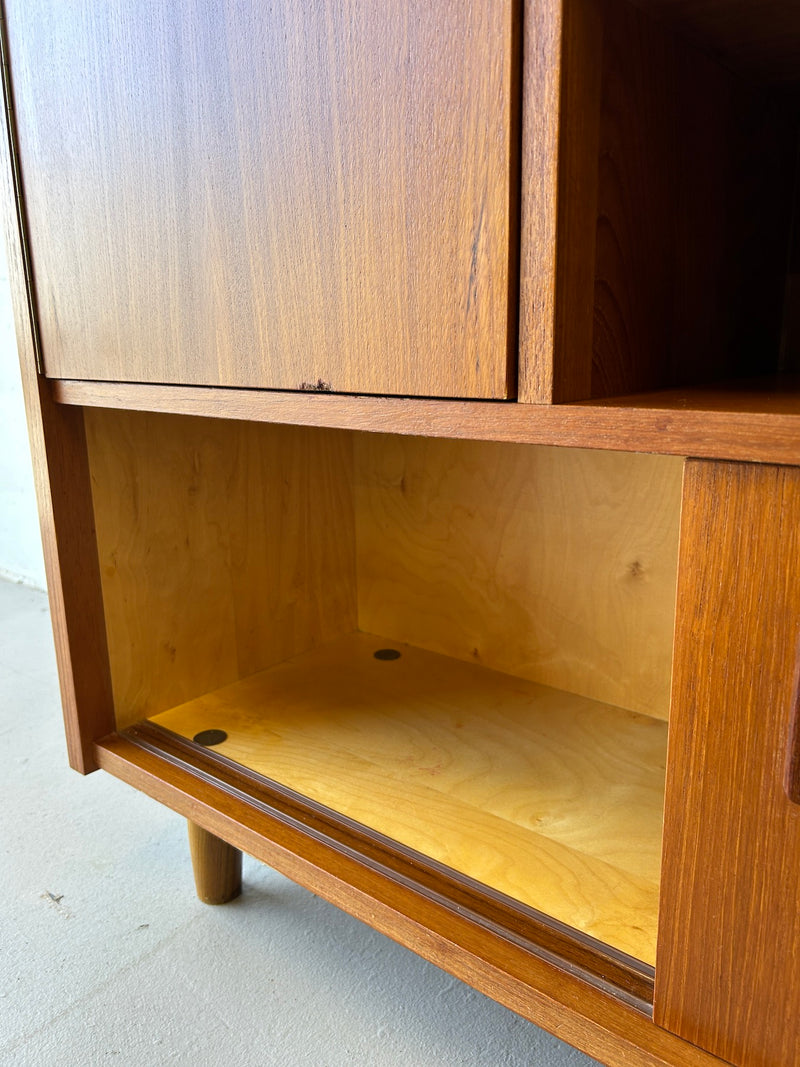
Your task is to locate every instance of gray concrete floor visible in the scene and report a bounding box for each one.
[0,578,598,1066]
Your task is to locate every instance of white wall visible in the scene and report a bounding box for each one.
[0,242,46,588]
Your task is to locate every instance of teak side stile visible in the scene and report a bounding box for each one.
[656,459,800,1067]
[0,16,114,773]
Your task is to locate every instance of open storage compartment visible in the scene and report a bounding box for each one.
[84,408,683,975]
[519,0,800,407]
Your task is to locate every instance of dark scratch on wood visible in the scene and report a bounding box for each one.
[466,198,485,316]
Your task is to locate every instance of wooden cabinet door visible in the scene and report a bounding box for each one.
[4,0,518,398]
[656,460,800,1067]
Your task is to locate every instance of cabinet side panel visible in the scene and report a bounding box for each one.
[0,25,113,772]
[655,460,800,1066]
[85,411,357,729]
[355,436,682,719]
[3,390,114,772]
[5,0,516,399]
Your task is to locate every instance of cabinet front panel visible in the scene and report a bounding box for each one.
[5,0,517,398]
[655,459,800,1066]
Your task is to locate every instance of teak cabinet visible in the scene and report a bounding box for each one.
[3,1,800,1064]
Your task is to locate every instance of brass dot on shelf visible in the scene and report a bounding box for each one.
[193,728,228,746]
[374,648,401,661]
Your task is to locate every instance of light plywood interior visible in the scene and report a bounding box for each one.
[85,410,357,728]
[85,410,683,959]
[152,632,667,964]
[355,435,683,719]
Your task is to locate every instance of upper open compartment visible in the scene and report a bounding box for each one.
[519,0,800,404]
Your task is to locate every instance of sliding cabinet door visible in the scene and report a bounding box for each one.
[5,0,518,398]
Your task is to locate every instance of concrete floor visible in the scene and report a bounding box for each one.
[0,578,598,1066]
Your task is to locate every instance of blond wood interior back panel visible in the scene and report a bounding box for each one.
[85,410,357,728]
[355,436,683,719]
[152,631,667,964]
[6,0,517,398]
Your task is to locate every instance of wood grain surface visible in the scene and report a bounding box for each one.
[355,435,682,718]
[187,821,242,905]
[785,689,800,805]
[85,410,357,729]
[95,730,727,1066]
[151,631,667,963]
[130,717,656,1008]
[518,0,602,403]
[51,376,800,465]
[4,0,518,399]
[655,460,800,1066]
[86,410,681,727]
[0,20,114,773]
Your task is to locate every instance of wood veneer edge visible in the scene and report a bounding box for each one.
[550,0,602,404]
[503,0,524,400]
[515,0,606,403]
[50,378,800,465]
[517,0,561,403]
[94,732,727,1067]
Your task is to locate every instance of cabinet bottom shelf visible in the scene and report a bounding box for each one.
[146,631,666,966]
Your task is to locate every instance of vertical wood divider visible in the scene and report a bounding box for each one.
[655,459,800,1065]
[518,0,602,404]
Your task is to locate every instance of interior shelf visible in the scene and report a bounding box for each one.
[55,376,800,466]
[150,630,667,965]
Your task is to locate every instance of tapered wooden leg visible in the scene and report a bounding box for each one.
[187,821,242,904]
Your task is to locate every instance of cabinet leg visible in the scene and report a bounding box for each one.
[187,822,242,905]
